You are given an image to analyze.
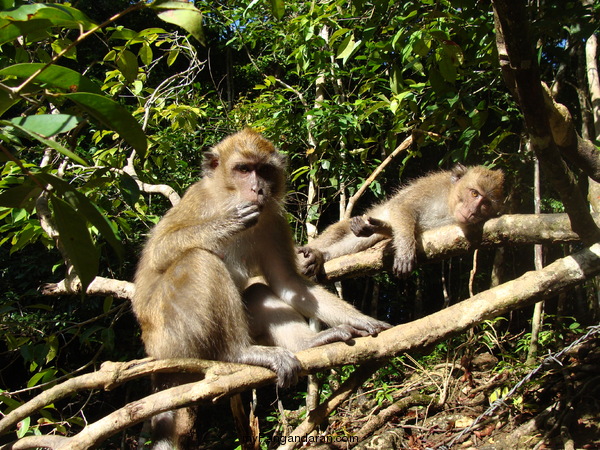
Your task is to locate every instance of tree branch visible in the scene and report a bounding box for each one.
[320,213,598,282]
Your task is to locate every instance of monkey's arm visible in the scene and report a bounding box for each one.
[386,205,420,277]
[147,201,260,273]
[298,219,387,278]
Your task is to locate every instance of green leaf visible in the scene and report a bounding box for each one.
[116,50,139,84]
[50,38,76,60]
[139,42,153,66]
[152,1,205,45]
[36,173,124,260]
[118,173,141,207]
[0,63,103,95]
[63,92,147,156]
[336,34,362,65]
[0,18,51,45]
[50,195,99,293]
[0,4,95,30]
[0,119,89,166]
[16,416,29,439]
[0,180,42,209]
[270,0,285,20]
[8,114,82,137]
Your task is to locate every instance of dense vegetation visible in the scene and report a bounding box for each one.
[0,0,598,448]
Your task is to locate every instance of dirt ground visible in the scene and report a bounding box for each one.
[304,333,600,449]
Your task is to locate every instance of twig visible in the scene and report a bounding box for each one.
[344,134,413,219]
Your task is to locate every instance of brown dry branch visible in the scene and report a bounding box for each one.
[39,213,595,298]
[4,242,600,449]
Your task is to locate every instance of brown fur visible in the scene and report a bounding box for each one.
[132,129,390,448]
[299,164,504,278]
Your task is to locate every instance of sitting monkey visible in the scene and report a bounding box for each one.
[299,164,504,278]
[132,129,390,448]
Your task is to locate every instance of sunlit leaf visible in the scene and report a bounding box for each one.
[270,0,285,20]
[50,38,76,60]
[152,1,205,44]
[117,50,139,84]
[8,114,82,137]
[0,63,103,94]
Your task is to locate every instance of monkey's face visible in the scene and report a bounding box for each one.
[453,169,504,225]
[229,159,282,208]
[454,188,494,225]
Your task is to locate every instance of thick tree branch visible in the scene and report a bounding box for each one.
[5,242,600,449]
[39,213,597,296]
[492,0,600,244]
[321,213,598,282]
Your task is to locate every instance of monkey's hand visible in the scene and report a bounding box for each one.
[350,216,392,237]
[230,201,261,231]
[236,346,302,387]
[344,317,392,336]
[296,246,325,279]
[392,236,417,278]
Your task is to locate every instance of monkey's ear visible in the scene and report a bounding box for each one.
[202,151,219,176]
[450,163,467,183]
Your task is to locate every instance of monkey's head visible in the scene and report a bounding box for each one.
[451,165,505,226]
[202,129,287,208]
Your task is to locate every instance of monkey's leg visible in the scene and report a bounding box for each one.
[245,283,380,352]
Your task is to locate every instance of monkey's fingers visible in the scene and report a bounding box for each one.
[346,318,391,336]
[350,215,376,237]
[235,202,261,229]
[296,246,324,278]
[392,251,417,278]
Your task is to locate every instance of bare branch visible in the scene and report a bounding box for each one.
[320,213,599,282]
[40,276,135,299]
[344,134,413,219]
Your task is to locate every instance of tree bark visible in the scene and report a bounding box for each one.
[492,0,600,244]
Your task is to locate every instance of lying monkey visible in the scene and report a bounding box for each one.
[299,164,504,278]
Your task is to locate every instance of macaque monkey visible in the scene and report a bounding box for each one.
[299,164,504,278]
[132,129,390,448]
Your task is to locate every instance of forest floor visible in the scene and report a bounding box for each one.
[304,331,600,450]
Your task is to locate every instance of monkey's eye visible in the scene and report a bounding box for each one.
[235,164,253,174]
[470,189,480,198]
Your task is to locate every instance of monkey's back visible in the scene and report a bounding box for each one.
[368,169,456,232]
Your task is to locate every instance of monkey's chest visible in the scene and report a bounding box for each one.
[222,237,261,288]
